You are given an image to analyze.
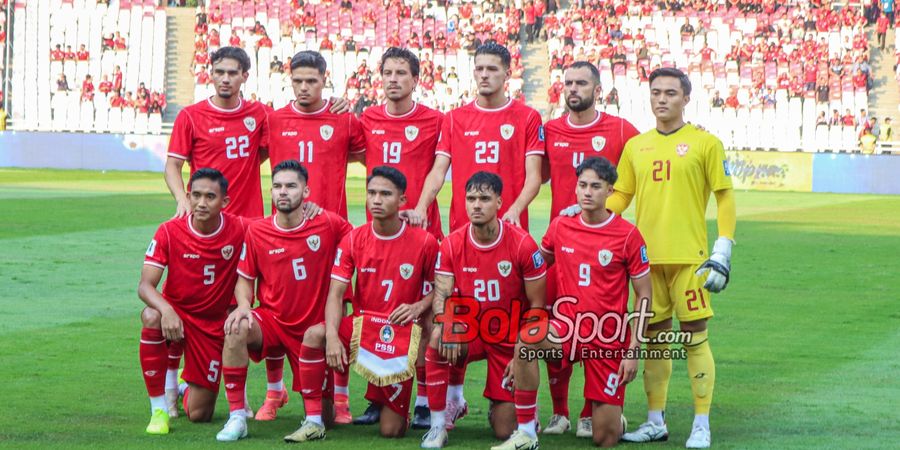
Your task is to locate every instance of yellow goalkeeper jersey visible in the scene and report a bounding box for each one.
[615,124,733,264]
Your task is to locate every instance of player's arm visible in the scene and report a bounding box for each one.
[523,276,546,310]
[431,272,464,364]
[137,264,183,341]
[324,279,350,370]
[414,154,450,218]
[164,156,191,218]
[502,154,543,227]
[696,188,736,293]
[225,276,255,335]
[388,290,434,326]
[348,151,366,165]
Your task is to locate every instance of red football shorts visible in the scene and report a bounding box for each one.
[177,312,225,393]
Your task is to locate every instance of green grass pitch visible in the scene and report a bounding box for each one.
[1,168,898,449]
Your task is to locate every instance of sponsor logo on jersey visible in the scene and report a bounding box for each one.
[243,117,257,132]
[723,160,732,176]
[281,130,298,137]
[676,143,689,157]
[360,267,377,273]
[399,263,414,280]
[463,267,478,272]
[560,246,574,254]
[269,248,285,255]
[464,130,480,137]
[320,125,334,141]
[500,124,515,140]
[598,249,613,267]
[221,245,235,260]
[146,239,157,257]
[371,129,385,135]
[183,253,200,259]
[497,260,512,277]
[307,235,321,252]
[144,370,158,377]
[553,142,570,147]
[640,245,649,263]
[208,126,225,134]
[405,125,419,141]
[379,325,395,343]
[592,135,607,151]
[532,251,545,269]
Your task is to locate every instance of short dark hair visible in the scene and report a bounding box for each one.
[465,171,503,196]
[210,46,251,73]
[649,67,692,96]
[475,43,511,69]
[290,50,327,75]
[380,47,420,77]
[272,159,309,184]
[568,61,601,85]
[190,168,229,194]
[367,165,407,193]
[576,157,618,185]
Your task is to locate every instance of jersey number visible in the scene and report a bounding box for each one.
[475,141,499,164]
[292,258,307,281]
[381,279,394,302]
[685,289,708,311]
[474,279,500,302]
[572,152,585,168]
[603,372,620,396]
[203,264,215,285]
[298,141,314,163]
[652,160,672,182]
[225,135,250,159]
[578,263,591,286]
[383,142,401,163]
[207,360,221,383]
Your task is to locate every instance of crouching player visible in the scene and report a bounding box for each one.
[291,166,439,442]
[497,157,653,449]
[214,160,352,441]
[138,169,248,434]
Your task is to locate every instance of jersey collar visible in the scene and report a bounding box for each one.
[473,98,512,112]
[384,102,418,118]
[579,212,616,229]
[188,212,226,238]
[272,215,308,233]
[206,97,243,113]
[291,99,330,115]
[566,110,602,129]
[468,220,504,250]
[372,221,406,240]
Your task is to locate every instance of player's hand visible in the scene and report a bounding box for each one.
[501,206,523,227]
[695,237,733,293]
[302,202,323,219]
[501,359,515,392]
[326,338,348,372]
[388,302,421,326]
[224,305,253,335]
[618,349,639,384]
[160,307,184,342]
[399,209,428,228]
[174,197,192,219]
[558,203,581,217]
[328,96,351,114]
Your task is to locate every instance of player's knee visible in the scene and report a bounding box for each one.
[592,428,620,448]
[379,422,406,438]
[223,329,247,350]
[303,324,325,347]
[186,405,214,423]
[140,307,161,328]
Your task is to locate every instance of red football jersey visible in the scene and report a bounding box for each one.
[238,212,352,331]
[332,222,439,316]
[266,100,366,219]
[540,213,649,348]
[435,221,546,320]
[143,213,247,320]
[360,103,445,239]
[168,98,270,218]
[544,112,639,218]
[435,100,544,231]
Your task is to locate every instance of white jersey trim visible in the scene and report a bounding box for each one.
[468,221,503,250]
[566,111,602,129]
[579,213,616,229]
[291,99,330,115]
[384,102,418,118]
[206,97,243,113]
[372,221,406,241]
[473,98,512,112]
[272,215,308,233]
[188,212,226,238]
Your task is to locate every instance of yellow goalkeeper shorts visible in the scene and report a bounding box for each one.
[648,264,714,324]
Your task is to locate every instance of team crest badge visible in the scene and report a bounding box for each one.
[243,117,256,132]
[307,235,321,252]
[399,263,414,280]
[592,136,606,151]
[676,143,689,157]
[598,249,613,267]
[379,324,395,343]
[497,260,512,277]
[500,124,514,140]
[222,245,235,260]
[320,125,334,141]
[405,125,419,141]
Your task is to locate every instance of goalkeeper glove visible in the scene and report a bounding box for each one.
[695,237,732,293]
[558,204,582,217]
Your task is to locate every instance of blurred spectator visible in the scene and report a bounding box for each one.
[816,111,828,126]
[56,73,70,92]
[711,91,725,108]
[881,117,894,141]
[76,44,89,61]
[81,75,95,102]
[98,75,112,94]
[0,105,6,131]
[877,14,889,50]
[842,109,857,126]
[50,45,64,61]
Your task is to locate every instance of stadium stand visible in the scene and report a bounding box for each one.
[6,0,167,133]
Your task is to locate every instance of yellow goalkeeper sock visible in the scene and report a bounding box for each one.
[685,330,715,415]
[643,328,673,413]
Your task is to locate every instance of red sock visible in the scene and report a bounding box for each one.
[416,364,428,398]
[515,389,539,425]
[265,355,285,384]
[580,400,592,419]
[298,345,326,416]
[548,363,572,417]
[334,364,350,390]
[182,386,191,416]
[425,346,449,412]
[167,340,183,370]
[223,366,248,413]
[139,328,167,397]
[449,362,467,386]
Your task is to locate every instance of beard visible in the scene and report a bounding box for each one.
[567,95,593,112]
[275,199,301,214]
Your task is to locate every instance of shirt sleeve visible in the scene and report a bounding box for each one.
[614,142,636,195]
[518,234,547,281]
[237,232,258,280]
[143,224,170,269]
[259,111,270,149]
[167,110,194,160]
[348,114,366,154]
[539,218,557,255]
[624,226,651,279]
[434,237,455,277]
[435,111,452,159]
[331,232,355,283]
[421,234,439,295]
[525,109,545,156]
[705,135,734,192]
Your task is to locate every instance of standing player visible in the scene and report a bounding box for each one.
[214,160,352,441]
[541,61,639,437]
[289,166,439,442]
[138,169,247,434]
[614,68,736,449]
[360,47,446,428]
[420,172,546,449]
[496,156,652,450]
